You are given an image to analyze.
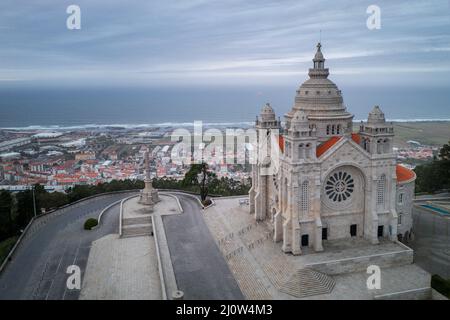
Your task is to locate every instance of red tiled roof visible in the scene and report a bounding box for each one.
[396,165,416,183]
[278,135,285,153]
[316,136,342,157]
[351,133,361,145]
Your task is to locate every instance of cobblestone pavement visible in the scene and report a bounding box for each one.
[204,197,432,300]
[79,234,161,300]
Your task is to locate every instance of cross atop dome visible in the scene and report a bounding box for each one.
[313,42,325,65]
[309,42,328,78]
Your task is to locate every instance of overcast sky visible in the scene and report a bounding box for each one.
[1,0,449,87]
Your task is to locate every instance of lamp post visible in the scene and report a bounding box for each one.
[31,185,37,218]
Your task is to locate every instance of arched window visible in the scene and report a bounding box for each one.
[337,125,341,134]
[305,143,311,158]
[377,139,383,154]
[300,180,309,213]
[332,125,335,135]
[326,125,330,135]
[377,174,386,206]
[398,193,404,205]
[384,139,389,153]
[299,144,305,159]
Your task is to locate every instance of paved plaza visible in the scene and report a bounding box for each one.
[203,197,434,300]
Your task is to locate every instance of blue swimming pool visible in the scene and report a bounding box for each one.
[421,204,450,215]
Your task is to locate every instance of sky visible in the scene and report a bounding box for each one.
[0,0,450,88]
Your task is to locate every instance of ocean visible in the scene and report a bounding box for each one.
[0,85,449,129]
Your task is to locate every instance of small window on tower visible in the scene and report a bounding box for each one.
[377,175,386,206]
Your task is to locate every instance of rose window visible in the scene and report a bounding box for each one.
[325,171,354,202]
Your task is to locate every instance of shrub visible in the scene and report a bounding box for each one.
[84,218,98,230]
[202,199,212,207]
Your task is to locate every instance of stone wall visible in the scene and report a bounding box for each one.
[305,248,413,275]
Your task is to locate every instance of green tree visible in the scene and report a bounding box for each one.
[182,163,216,201]
[0,190,14,241]
[415,140,450,193]
[439,140,450,161]
[15,189,40,229]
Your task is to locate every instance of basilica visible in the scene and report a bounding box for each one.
[249,43,416,255]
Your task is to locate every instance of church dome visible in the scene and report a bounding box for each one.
[287,43,353,122]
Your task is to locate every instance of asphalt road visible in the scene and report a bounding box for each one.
[163,194,244,300]
[0,193,136,300]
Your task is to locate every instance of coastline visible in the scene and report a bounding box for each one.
[1,119,450,132]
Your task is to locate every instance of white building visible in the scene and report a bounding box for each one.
[249,43,416,255]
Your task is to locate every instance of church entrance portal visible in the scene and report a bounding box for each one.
[301,234,309,247]
[350,224,357,237]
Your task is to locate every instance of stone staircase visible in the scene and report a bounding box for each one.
[121,215,153,238]
[280,268,336,298]
[123,215,151,226]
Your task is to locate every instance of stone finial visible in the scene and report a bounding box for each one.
[367,105,386,124]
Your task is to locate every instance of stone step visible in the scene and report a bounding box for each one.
[121,232,153,239]
[122,223,153,237]
[123,215,152,226]
[280,268,335,298]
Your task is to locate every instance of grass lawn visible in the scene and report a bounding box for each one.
[0,236,19,266]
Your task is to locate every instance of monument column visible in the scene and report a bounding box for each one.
[139,151,160,212]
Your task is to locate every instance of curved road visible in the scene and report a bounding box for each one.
[0,193,136,300]
[163,194,244,300]
[0,192,244,300]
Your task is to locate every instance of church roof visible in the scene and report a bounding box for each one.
[316,136,341,157]
[351,133,361,144]
[396,165,416,184]
[316,133,362,157]
[278,135,284,153]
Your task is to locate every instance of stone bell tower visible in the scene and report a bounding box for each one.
[359,106,398,243]
[249,103,281,221]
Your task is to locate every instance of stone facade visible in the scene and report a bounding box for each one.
[249,43,416,255]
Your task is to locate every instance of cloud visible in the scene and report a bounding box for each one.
[0,0,449,86]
